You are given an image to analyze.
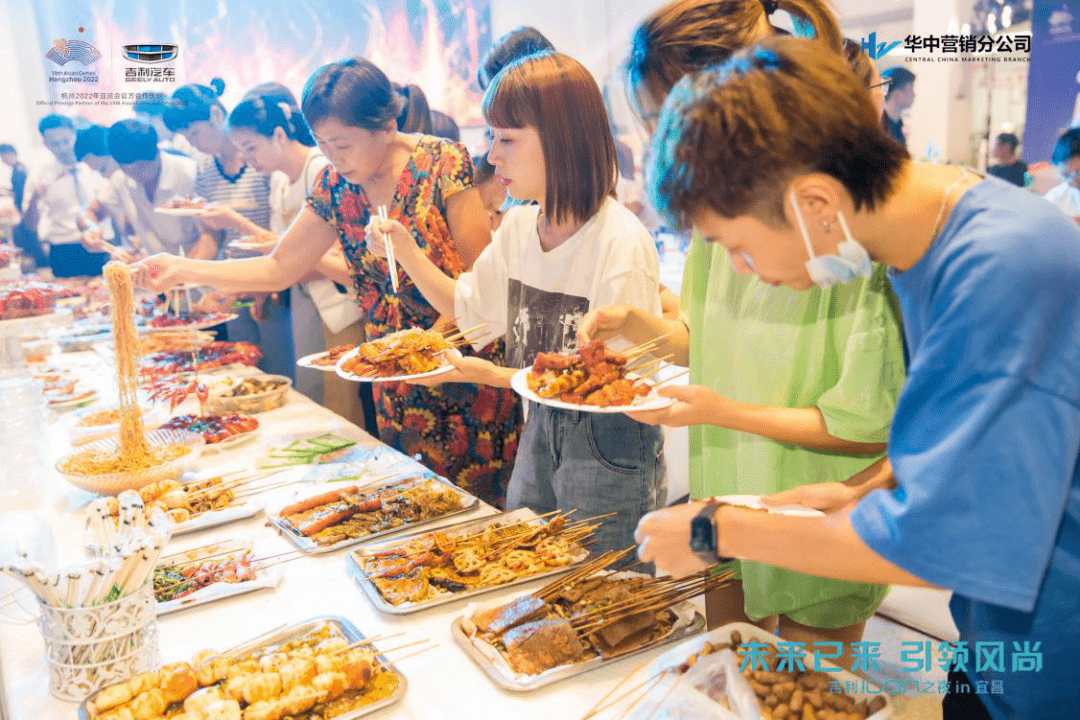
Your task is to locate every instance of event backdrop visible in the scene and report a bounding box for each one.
[30,0,490,125]
[1023,0,1080,163]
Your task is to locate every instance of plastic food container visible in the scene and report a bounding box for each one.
[203,374,291,415]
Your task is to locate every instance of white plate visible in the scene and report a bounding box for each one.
[711,494,824,517]
[510,367,675,414]
[334,346,454,383]
[144,313,237,333]
[46,390,98,409]
[198,428,260,453]
[154,538,283,615]
[296,349,345,372]
[153,207,206,216]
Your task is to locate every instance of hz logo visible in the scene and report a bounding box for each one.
[861,32,901,60]
[46,38,101,67]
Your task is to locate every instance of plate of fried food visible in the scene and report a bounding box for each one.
[297,343,357,371]
[334,328,457,383]
[145,310,237,332]
[350,508,596,614]
[511,339,675,413]
[80,616,406,720]
[85,473,268,541]
[454,550,724,691]
[153,195,210,216]
[159,413,260,451]
[153,537,284,615]
[268,474,479,554]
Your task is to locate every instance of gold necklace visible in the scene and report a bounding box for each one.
[930,167,970,241]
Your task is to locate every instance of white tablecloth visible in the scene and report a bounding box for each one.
[0,351,703,719]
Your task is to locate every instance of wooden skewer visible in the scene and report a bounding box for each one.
[386,643,439,664]
[442,322,488,342]
[233,479,298,498]
[330,631,406,655]
[626,353,675,372]
[197,623,290,667]
[622,332,674,355]
[373,638,432,655]
[651,368,689,388]
[580,656,654,720]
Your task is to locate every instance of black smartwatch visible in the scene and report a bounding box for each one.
[690,501,735,564]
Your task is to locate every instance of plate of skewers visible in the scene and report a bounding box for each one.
[349,508,601,614]
[333,325,484,383]
[152,537,292,615]
[452,550,725,691]
[145,310,237,332]
[268,474,480,554]
[511,339,678,414]
[79,616,414,720]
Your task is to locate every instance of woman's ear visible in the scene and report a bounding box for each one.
[210,105,226,126]
[273,126,288,145]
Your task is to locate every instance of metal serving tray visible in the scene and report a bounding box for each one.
[154,537,283,616]
[451,576,706,692]
[348,508,591,615]
[79,615,406,720]
[267,474,480,555]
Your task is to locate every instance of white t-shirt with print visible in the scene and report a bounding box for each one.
[455,196,662,369]
[1045,182,1080,218]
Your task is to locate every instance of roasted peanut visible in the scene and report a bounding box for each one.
[790,688,804,712]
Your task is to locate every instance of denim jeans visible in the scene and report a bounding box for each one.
[507,402,666,555]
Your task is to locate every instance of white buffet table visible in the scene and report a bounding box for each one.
[0,350,703,720]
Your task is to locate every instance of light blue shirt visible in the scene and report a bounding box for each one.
[850,177,1080,719]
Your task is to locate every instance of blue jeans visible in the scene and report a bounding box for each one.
[507,403,666,555]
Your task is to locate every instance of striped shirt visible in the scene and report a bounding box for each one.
[194,154,271,252]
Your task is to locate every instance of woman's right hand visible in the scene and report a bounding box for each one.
[132,253,187,292]
[576,304,633,346]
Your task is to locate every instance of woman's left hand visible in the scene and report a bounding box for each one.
[364,215,416,259]
[196,205,248,232]
[635,501,714,577]
[625,384,730,427]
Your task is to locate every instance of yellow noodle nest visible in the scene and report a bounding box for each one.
[77,408,123,427]
[59,443,191,476]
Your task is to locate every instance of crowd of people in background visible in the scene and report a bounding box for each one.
[1,5,1078,717]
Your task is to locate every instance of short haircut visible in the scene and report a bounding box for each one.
[882,66,915,97]
[301,58,402,132]
[430,110,460,141]
[38,114,74,135]
[626,0,843,117]
[74,124,110,160]
[164,79,226,132]
[230,91,316,147]
[647,37,908,229]
[478,26,554,90]
[395,84,433,134]
[1052,128,1080,165]
[995,132,1019,152]
[132,92,170,117]
[472,152,496,184]
[107,119,159,164]
[0,143,14,155]
[483,52,617,225]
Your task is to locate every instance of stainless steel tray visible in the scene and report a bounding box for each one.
[267,473,480,555]
[348,508,591,615]
[79,615,406,719]
[451,581,706,692]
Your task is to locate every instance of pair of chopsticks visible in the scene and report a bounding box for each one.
[376,205,399,295]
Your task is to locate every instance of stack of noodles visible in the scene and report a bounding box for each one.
[59,264,190,475]
[465,551,733,676]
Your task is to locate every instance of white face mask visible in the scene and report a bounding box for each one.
[788,190,873,288]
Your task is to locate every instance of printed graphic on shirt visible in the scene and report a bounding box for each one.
[506,278,589,368]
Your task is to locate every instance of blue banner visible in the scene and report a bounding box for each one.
[1022,1,1080,162]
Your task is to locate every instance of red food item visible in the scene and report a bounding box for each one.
[141,342,263,379]
[279,487,359,517]
[0,283,57,320]
[148,311,226,329]
[159,413,258,444]
[148,377,209,411]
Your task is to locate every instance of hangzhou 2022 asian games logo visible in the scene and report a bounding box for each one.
[45,38,101,67]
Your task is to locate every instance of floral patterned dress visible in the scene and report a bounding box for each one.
[306,136,522,504]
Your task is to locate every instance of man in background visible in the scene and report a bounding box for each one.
[21,115,109,277]
[987,132,1028,187]
[881,67,916,148]
[1045,128,1080,223]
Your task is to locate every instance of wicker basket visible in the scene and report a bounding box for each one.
[56,428,204,495]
